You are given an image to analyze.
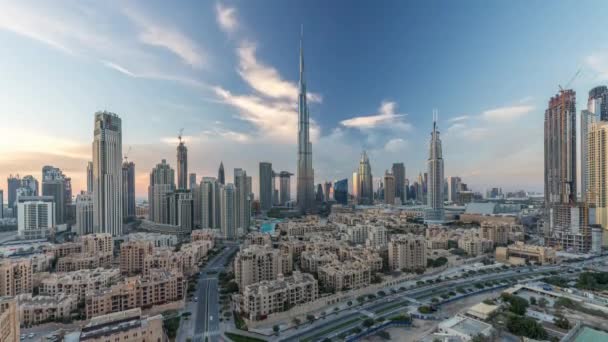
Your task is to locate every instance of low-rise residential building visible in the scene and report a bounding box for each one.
[79,233,113,255]
[0,296,19,342]
[0,258,33,296]
[40,268,121,301]
[480,222,513,246]
[125,232,177,248]
[458,237,493,257]
[426,238,449,250]
[300,250,335,274]
[17,293,78,327]
[120,240,155,276]
[85,270,185,319]
[234,245,284,291]
[77,308,166,342]
[318,260,370,292]
[437,314,494,341]
[495,242,556,265]
[243,232,272,247]
[240,271,318,321]
[56,253,113,272]
[388,234,426,272]
[191,228,217,242]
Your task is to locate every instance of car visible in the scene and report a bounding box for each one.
[28,333,35,338]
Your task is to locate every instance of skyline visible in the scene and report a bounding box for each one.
[3,1,608,199]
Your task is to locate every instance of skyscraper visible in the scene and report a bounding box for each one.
[92,111,123,236]
[168,190,193,232]
[352,171,359,202]
[323,182,332,202]
[177,135,188,190]
[21,176,39,196]
[278,171,293,205]
[7,175,21,209]
[148,159,175,224]
[259,162,273,211]
[296,29,314,213]
[392,163,405,203]
[384,171,395,205]
[447,176,462,203]
[315,183,324,203]
[425,113,444,223]
[122,161,135,220]
[218,162,225,185]
[582,86,608,201]
[42,166,66,225]
[86,161,94,193]
[75,191,94,235]
[589,86,608,121]
[234,168,252,234]
[0,189,3,218]
[333,179,348,205]
[189,173,197,190]
[201,177,220,229]
[221,183,236,239]
[358,151,373,205]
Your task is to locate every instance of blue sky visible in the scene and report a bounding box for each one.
[2,0,608,198]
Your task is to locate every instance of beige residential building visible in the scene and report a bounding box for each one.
[480,222,511,245]
[40,268,121,301]
[0,258,33,296]
[80,233,113,255]
[279,239,307,264]
[495,242,557,265]
[234,245,284,291]
[17,293,78,327]
[143,249,185,276]
[126,232,177,248]
[0,296,19,342]
[588,121,608,238]
[56,253,113,273]
[241,272,318,321]
[338,247,383,272]
[28,253,53,273]
[120,240,155,276]
[78,308,167,342]
[85,270,185,318]
[388,234,427,271]
[300,250,335,274]
[318,260,371,292]
[52,242,83,258]
[458,237,493,257]
[243,232,272,247]
[191,228,217,242]
[426,238,449,250]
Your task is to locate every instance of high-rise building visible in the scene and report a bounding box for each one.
[177,135,188,190]
[148,159,175,224]
[259,162,273,211]
[0,190,3,219]
[75,192,94,235]
[21,175,39,196]
[581,110,596,201]
[589,86,608,121]
[323,182,332,202]
[315,183,324,203]
[588,121,608,235]
[0,296,20,342]
[218,162,225,185]
[86,161,93,193]
[392,163,405,203]
[333,179,348,205]
[358,151,373,205]
[384,171,395,205]
[201,177,220,229]
[17,199,54,240]
[278,171,293,205]
[447,176,461,203]
[296,30,314,213]
[41,166,67,225]
[426,114,444,223]
[121,161,135,220]
[92,111,123,236]
[189,173,197,190]
[235,168,252,234]
[221,184,236,239]
[352,172,359,202]
[168,190,193,231]
[7,175,21,210]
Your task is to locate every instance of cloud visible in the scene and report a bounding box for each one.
[201,128,250,142]
[341,101,411,131]
[101,60,137,77]
[384,138,408,152]
[236,42,321,102]
[123,7,206,69]
[215,3,238,34]
[448,115,469,123]
[481,105,534,122]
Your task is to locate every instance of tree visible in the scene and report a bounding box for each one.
[538,297,548,308]
[554,315,571,330]
[306,314,315,323]
[506,315,548,340]
[377,331,391,340]
[529,297,537,305]
[418,306,432,314]
[363,318,375,327]
[273,325,280,335]
[502,294,529,315]
[347,301,353,307]
[292,318,301,326]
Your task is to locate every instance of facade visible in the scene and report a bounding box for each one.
[388,234,427,272]
[17,200,54,239]
[7,175,21,209]
[0,258,33,296]
[218,161,225,185]
[0,296,19,342]
[352,171,359,202]
[278,171,293,205]
[148,159,175,224]
[40,268,120,301]
[296,32,315,213]
[582,109,597,201]
[447,176,461,203]
[259,162,273,211]
[384,171,395,205]
[426,116,444,222]
[234,245,283,290]
[495,242,556,265]
[317,260,371,292]
[17,293,77,327]
[240,272,318,321]
[78,308,166,342]
[87,161,94,193]
[458,237,493,257]
[92,111,123,236]
[358,151,373,204]
[121,161,135,220]
[75,192,94,235]
[189,173,197,191]
[235,168,252,233]
[201,177,220,229]
[120,240,155,276]
[126,232,178,248]
[333,179,348,205]
[588,121,608,240]
[392,163,405,203]
[41,166,67,225]
[221,184,237,239]
[177,137,188,190]
[168,190,194,232]
[480,222,511,245]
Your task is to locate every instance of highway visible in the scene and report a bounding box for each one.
[192,244,238,342]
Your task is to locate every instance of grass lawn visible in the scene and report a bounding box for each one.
[374,301,407,315]
[225,332,267,342]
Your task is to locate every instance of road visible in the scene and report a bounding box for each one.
[192,244,238,342]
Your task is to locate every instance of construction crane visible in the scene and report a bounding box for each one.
[178,128,184,143]
[559,68,582,92]
[123,146,132,163]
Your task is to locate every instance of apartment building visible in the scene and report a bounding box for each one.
[56,253,113,272]
[0,258,33,296]
[17,293,78,327]
[300,250,335,274]
[120,240,155,276]
[78,308,166,342]
[0,296,19,342]
[388,234,427,271]
[480,222,512,245]
[234,245,285,291]
[40,268,121,301]
[495,242,557,265]
[458,237,493,257]
[317,260,371,292]
[80,233,113,254]
[191,229,218,242]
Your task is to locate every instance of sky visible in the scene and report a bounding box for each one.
[2,0,608,200]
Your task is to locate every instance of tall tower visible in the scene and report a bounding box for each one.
[358,151,373,204]
[218,162,225,185]
[582,86,608,201]
[296,28,314,213]
[177,131,188,190]
[221,183,236,240]
[42,166,67,225]
[122,161,135,220]
[92,111,123,236]
[392,163,405,203]
[278,171,293,205]
[148,159,175,224]
[234,168,252,234]
[86,161,94,193]
[259,162,273,211]
[425,111,444,223]
[384,171,395,205]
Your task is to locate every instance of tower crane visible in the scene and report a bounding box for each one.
[178,128,184,143]
[124,146,132,163]
[559,68,582,92]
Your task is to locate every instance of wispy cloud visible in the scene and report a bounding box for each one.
[215,3,238,34]
[202,127,250,142]
[122,7,206,69]
[341,101,410,131]
[448,115,470,123]
[481,105,534,122]
[384,138,408,152]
